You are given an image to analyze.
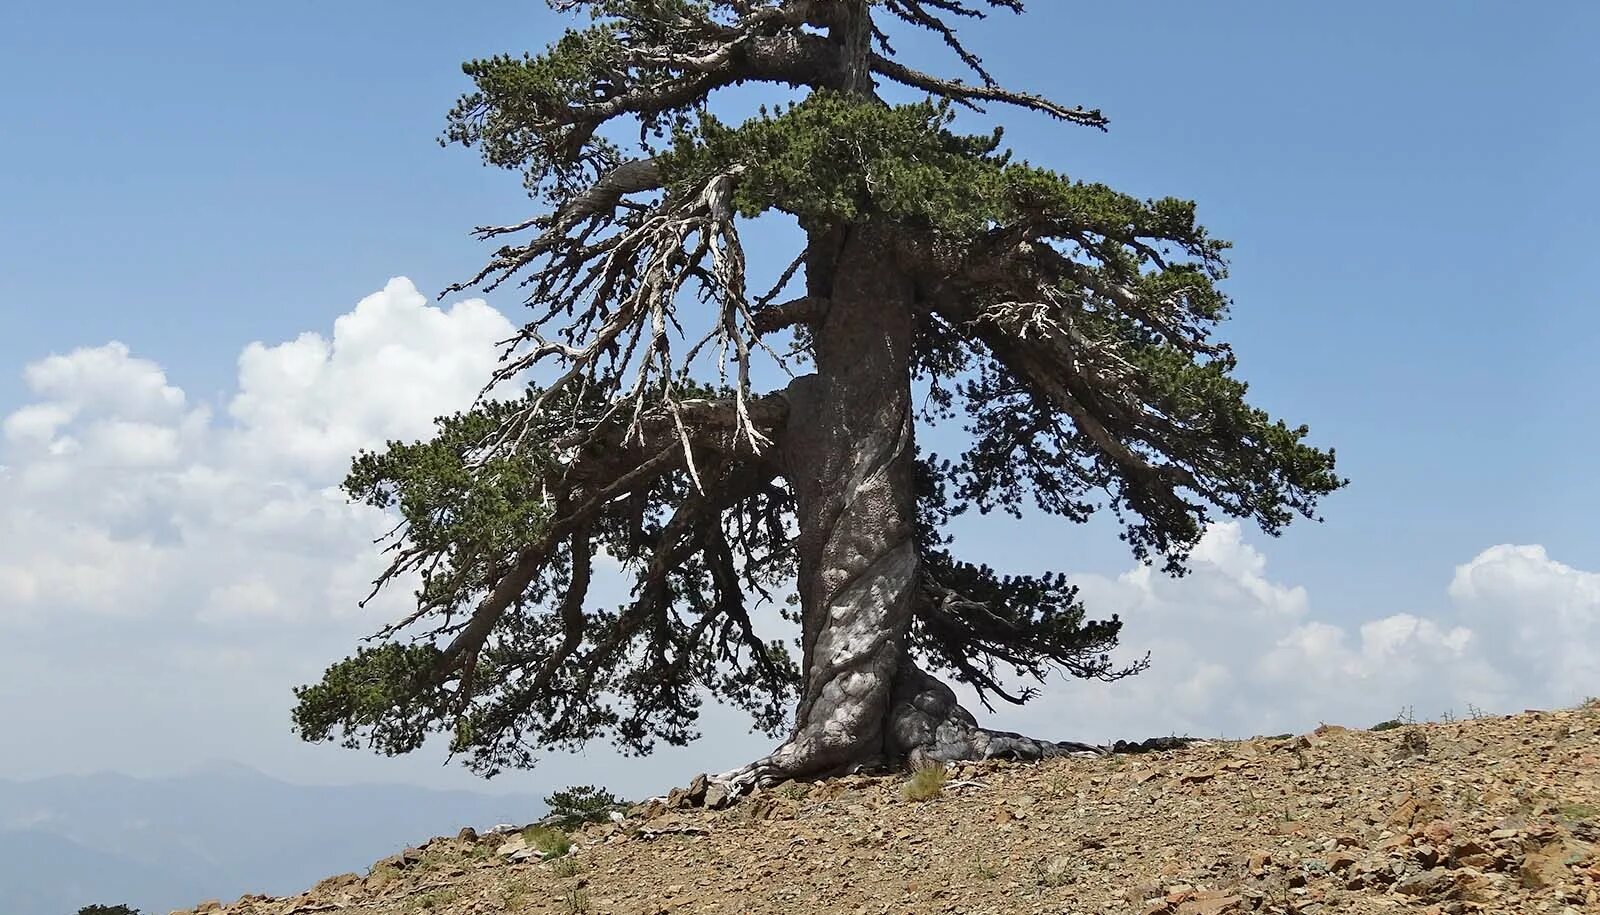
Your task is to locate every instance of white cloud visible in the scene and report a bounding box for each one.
[987,524,1592,745]
[22,341,187,421]
[0,277,514,627]
[1449,544,1600,704]
[2,403,74,446]
[227,278,516,479]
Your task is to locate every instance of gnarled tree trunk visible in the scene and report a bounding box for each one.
[722,223,1100,787]
[755,221,920,780]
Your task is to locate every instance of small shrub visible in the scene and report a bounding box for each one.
[1389,726,1429,760]
[499,878,532,909]
[902,761,948,802]
[523,824,573,858]
[1370,719,1403,731]
[563,888,591,914]
[1558,802,1598,822]
[1031,855,1074,888]
[544,784,628,829]
[550,856,580,878]
[412,889,458,912]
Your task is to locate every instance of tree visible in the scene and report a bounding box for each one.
[293,0,1343,788]
[543,784,629,828]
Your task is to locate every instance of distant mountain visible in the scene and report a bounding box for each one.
[0,765,542,915]
[0,828,202,915]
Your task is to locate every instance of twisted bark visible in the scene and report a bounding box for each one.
[715,222,1102,790]
[731,221,920,783]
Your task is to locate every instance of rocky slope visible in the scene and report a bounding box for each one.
[175,704,1599,914]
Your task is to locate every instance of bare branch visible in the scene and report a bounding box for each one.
[870,54,1108,129]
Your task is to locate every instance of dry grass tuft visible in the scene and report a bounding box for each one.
[903,761,948,802]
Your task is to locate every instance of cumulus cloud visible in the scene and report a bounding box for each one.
[0,277,514,627]
[1449,545,1600,704]
[0,277,1594,791]
[227,280,516,478]
[986,523,1591,745]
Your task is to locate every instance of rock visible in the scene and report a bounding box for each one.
[746,796,781,821]
[194,902,222,914]
[1299,859,1329,879]
[1519,839,1577,889]
[1449,839,1495,868]
[704,781,733,810]
[495,835,529,858]
[686,773,709,804]
[635,823,710,840]
[1395,869,1452,897]
[632,799,667,820]
[310,873,360,895]
[669,774,710,809]
[1389,793,1443,828]
[1175,890,1242,914]
[1325,852,1358,872]
[457,826,478,842]
[1420,820,1454,846]
[1379,832,1413,851]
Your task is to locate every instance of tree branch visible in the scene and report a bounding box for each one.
[870,54,1107,128]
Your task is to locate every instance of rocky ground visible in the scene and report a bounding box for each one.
[177,703,1599,915]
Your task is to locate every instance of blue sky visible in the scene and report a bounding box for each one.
[2,2,1597,795]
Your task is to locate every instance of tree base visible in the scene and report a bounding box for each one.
[888,663,1107,765]
[715,662,1194,793]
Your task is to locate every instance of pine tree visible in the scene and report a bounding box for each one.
[293,0,1343,787]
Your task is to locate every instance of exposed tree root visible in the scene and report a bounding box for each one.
[714,660,1197,796]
